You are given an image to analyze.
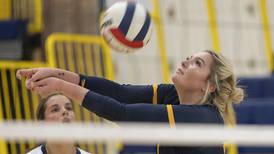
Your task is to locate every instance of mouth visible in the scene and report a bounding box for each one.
[62,118,71,123]
[177,68,184,75]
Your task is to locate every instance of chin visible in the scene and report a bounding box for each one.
[171,74,180,84]
[171,73,177,82]
[62,118,72,123]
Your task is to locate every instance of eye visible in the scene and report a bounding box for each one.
[186,57,190,61]
[66,105,73,111]
[196,60,202,67]
[51,107,60,113]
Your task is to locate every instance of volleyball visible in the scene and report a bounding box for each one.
[100,1,152,53]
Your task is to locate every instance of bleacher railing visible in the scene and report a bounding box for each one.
[46,33,114,154]
[46,33,113,79]
[0,62,46,154]
[0,33,114,154]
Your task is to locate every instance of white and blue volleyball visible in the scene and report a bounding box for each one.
[100,1,152,53]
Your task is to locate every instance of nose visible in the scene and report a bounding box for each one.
[62,108,69,116]
[181,60,189,68]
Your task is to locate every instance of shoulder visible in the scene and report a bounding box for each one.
[158,84,179,105]
[26,145,43,154]
[78,147,92,154]
[158,84,175,91]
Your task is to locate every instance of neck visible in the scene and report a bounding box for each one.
[177,89,204,105]
[46,142,76,154]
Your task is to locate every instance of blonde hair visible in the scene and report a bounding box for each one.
[201,50,244,125]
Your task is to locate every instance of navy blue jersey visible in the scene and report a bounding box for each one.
[79,75,224,154]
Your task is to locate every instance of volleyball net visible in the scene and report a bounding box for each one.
[1,121,274,154]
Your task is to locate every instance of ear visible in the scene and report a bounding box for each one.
[201,81,216,93]
[209,83,216,93]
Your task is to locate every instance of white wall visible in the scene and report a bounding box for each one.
[106,0,274,84]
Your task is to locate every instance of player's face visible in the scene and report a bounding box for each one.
[44,95,75,123]
[172,51,214,92]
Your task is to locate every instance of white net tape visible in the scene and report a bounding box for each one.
[1,121,274,147]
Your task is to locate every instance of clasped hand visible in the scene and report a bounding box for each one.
[16,68,63,98]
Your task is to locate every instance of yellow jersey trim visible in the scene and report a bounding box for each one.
[156,143,160,154]
[166,105,175,128]
[152,84,158,105]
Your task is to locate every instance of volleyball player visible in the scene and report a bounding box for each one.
[19,50,244,154]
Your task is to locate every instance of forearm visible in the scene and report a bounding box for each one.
[81,91,223,123]
[59,80,89,104]
[80,75,154,103]
[54,69,80,85]
[82,91,125,121]
[82,91,169,122]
